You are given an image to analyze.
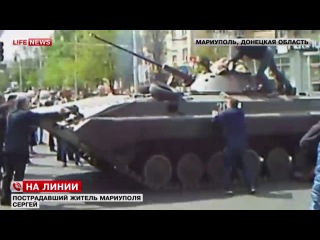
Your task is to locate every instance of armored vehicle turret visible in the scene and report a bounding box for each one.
[34,34,319,191]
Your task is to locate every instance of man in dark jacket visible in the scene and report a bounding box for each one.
[229,46,293,96]
[300,122,320,210]
[0,96,65,206]
[212,98,255,195]
[0,95,17,177]
[44,90,57,152]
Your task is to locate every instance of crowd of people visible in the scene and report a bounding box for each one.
[0,80,132,206]
[0,47,317,209]
[0,87,86,206]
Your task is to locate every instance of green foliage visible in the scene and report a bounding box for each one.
[195,46,230,61]
[25,70,37,87]
[5,30,119,90]
[8,46,41,90]
[42,30,118,89]
[0,71,10,91]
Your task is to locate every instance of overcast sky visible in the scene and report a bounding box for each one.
[1,30,54,61]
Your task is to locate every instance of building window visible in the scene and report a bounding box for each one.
[235,30,244,37]
[277,30,288,38]
[275,56,290,80]
[310,55,320,85]
[212,30,230,38]
[171,30,177,39]
[214,30,227,33]
[182,48,188,62]
[182,30,187,36]
[172,55,177,63]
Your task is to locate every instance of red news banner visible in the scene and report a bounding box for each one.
[11,180,82,193]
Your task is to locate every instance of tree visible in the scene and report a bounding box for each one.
[142,30,168,68]
[75,30,117,88]
[42,30,118,90]
[111,30,134,88]
[0,71,10,91]
[43,58,70,88]
[7,46,41,90]
[53,30,77,42]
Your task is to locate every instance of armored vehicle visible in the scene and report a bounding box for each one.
[34,34,320,191]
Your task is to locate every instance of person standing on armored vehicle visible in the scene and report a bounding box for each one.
[212,98,256,195]
[229,46,293,96]
[196,56,212,73]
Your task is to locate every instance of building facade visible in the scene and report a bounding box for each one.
[164,30,291,65]
[165,30,220,65]
[164,30,320,65]
[150,30,320,93]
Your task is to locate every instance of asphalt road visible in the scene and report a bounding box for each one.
[0,143,312,210]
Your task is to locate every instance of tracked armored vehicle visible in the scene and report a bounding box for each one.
[35,34,320,191]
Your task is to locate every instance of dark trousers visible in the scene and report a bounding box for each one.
[1,153,28,202]
[49,134,55,150]
[57,139,76,163]
[224,148,253,190]
[38,128,44,143]
[57,138,63,161]
[30,131,37,147]
[0,137,4,173]
[257,47,293,93]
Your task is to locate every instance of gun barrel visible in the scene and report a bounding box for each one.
[90,33,195,86]
[90,33,162,68]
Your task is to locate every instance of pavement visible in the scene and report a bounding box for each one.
[0,143,312,210]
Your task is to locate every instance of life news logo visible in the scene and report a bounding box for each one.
[11,181,23,192]
[12,38,52,47]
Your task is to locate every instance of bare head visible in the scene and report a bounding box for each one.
[227,98,240,109]
[15,96,29,110]
[50,90,57,97]
[7,95,17,108]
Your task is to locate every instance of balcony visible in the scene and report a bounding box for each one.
[211,30,233,39]
[252,30,276,38]
[170,30,188,41]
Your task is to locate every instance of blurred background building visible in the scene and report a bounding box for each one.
[158,30,320,93]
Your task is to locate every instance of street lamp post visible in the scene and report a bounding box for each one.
[132,30,138,94]
[14,52,23,91]
[74,34,78,99]
[19,59,22,91]
[38,47,44,88]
